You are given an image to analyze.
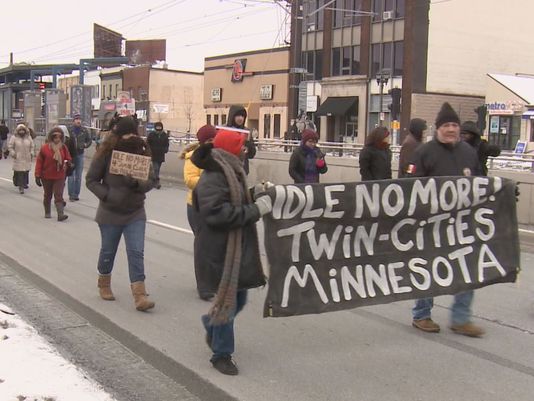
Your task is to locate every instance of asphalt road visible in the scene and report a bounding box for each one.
[0,159,533,401]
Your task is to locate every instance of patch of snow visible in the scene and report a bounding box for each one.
[0,303,116,401]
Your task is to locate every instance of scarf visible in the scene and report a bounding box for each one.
[209,148,252,325]
[302,145,319,183]
[49,142,64,169]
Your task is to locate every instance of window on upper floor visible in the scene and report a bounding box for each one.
[373,0,405,21]
[332,46,361,76]
[333,0,364,28]
[304,0,325,32]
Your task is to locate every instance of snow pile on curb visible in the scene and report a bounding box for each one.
[0,303,115,401]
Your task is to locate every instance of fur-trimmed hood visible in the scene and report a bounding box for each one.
[15,124,29,136]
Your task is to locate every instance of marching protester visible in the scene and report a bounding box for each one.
[147,121,170,189]
[227,105,256,175]
[359,126,392,181]
[8,123,34,194]
[407,102,484,337]
[0,120,8,159]
[398,118,427,178]
[86,116,156,312]
[67,114,92,201]
[288,129,327,184]
[180,124,218,300]
[460,120,501,175]
[35,127,72,221]
[191,128,270,376]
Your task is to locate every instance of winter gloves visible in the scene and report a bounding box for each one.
[255,196,272,217]
[35,177,42,187]
[316,158,326,169]
[252,181,275,217]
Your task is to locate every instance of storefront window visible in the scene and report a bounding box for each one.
[274,114,281,138]
[206,115,211,125]
[214,115,219,126]
[222,114,227,125]
[264,114,271,138]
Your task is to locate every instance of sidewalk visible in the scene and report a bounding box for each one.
[0,302,115,401]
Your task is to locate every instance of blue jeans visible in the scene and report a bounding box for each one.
[152,161,162,181]
[202,290,247,361]
[412,290,474,325]
[97,219,146,283]
[68,153,84,198]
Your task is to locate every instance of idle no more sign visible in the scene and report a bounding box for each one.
[262,176,519,318]
[110,150,151,181]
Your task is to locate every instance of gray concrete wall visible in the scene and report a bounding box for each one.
[81,141,534,226]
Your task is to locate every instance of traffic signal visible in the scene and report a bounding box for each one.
[38,82,46,90]
[474,105,487,132]
[388,88,401,120]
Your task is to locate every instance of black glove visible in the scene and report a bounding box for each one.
[515,185,520,202]
[35,177,42,187]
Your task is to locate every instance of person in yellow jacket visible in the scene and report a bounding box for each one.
[180,124,217,300]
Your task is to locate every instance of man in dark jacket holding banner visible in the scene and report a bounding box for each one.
[407,102,485,337]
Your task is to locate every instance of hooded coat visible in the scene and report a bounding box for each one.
[191,143,265,293]
[35,130,72,180]
[8,124,35,171]
[147,124,169,163]
[227,105,256,174]
[461,121,501,176]
[398,118,426,178]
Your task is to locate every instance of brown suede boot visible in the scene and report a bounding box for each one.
[97,275,115,301]
[450,322,485,338]
[412,318,441,333]
[130,281,155,311]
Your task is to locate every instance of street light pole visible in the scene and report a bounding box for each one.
[376,69,389,127]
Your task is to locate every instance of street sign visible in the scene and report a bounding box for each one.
[380,112,385,121]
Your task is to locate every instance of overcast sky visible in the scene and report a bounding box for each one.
[0,0,289,72]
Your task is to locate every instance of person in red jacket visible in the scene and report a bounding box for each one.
[35,127,72,221]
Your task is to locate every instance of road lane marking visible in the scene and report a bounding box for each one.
[147,219,193,235]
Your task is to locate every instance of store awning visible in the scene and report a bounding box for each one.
[522,110,534,119]
[315,96,358,117]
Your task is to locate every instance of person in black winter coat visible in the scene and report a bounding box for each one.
[146,122,169,189]
[191,129,270,376]
[0,120,9,159]
[226,105,256,174]
[407,102,484,338]
[288,129,327,183]
[460,120,500,176]
[398,118,426,178]
[359,126,392,181]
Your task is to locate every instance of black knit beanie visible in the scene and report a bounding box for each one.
[435,102,460,128]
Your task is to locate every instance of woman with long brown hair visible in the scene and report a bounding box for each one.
[86,116,156,312]
[359,126,392,181]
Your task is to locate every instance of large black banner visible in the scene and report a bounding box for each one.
[262,177,520,317]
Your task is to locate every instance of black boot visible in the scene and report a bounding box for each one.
[55,203,68,222]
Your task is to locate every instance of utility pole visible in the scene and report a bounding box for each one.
[287,0,303,129]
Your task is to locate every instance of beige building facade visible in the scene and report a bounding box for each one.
[204,47,290,139]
